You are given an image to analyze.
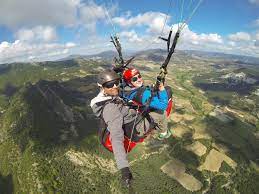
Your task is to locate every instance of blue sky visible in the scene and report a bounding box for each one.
[112,0,258,34]
[0,0,258,63]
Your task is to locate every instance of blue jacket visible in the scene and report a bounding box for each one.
[122,86,168,110]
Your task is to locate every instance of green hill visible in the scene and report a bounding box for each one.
[0,53,258,193]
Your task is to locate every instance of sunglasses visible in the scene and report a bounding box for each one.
[102,79,120,89]
[131,74,142,82]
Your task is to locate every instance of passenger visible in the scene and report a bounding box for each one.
[122,67,172,139]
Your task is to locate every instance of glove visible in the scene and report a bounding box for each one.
[121,167,133,187]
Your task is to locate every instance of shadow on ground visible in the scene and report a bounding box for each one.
[5,75,100,152]
[203,115,259,163]
[0,173,13,194]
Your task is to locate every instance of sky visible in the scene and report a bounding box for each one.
[0,0,259,64]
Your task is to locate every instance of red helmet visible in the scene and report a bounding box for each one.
[123,68,140,84]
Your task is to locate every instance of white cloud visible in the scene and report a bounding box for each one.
[255,32,259,47]
[66,42,77,48]
[47,49,69,57]
[178,28,258,57]
[180,25,223,44]
[113,12,170,34]
[0,0,80,28]
[252,19,259,27]
[0,0,115,33]
[0,1,116,63]
[248,0,259,5]
[80,4,106,23]
[148,16,170,34]
[228,41,236,46]
[15,26,57,42]
[79,1,117,32]
[188,33,223,44]
[114,23,258,58]
[180,30,258,57]
[0,40,76,64]
[228,32,251,41]
[112,12,224,47]
[106,24,225,55]
[1,4,258,63]
[120,30,143,43]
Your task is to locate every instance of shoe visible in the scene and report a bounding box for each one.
[158,129,171,140]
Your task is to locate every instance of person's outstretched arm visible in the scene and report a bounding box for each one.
[103,103,129,169]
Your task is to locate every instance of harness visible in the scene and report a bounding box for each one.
[97,98,155,153]
[124,85,174,117]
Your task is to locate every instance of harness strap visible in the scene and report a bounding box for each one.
[99,98,143,141]
[98,97,158,154]
[131,86,157,113]
[133,86,146,104]
[97,98,126,145]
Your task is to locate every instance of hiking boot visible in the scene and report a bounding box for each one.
[158,129,172,140]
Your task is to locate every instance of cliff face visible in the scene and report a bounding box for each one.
[2,80,94,148]
[0,77,104,193]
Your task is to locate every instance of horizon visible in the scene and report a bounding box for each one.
[2,48,259,66]
[0,0,259,64]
